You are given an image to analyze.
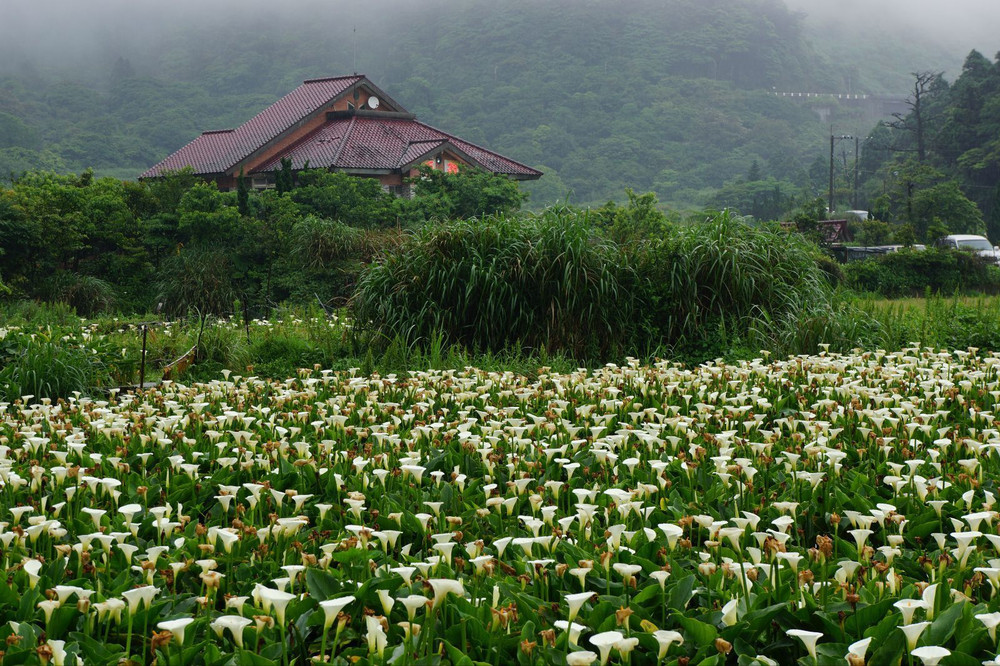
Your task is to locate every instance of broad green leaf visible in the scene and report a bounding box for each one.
[674,611,718,645]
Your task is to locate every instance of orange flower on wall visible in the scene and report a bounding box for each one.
[446,161,460,174]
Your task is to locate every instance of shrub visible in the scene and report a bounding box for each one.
[401,165,527,222]
[352,208,633,357]
[843,248,1000,298]
[291,170,397,228]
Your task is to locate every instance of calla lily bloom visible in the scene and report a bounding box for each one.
[257,587,296,625]
[847,637,872,661]
[157,617,195,645]
[319,596,355,630]
[428,578,464,608]
[590,631,624,666]
[900,621,931,652]
[565,651,598,666]
[554,620,588,647]
[210,615,252,648]
[121,586,159,614]
[978,612,1000,643]
[910,646,950,666]
[653,630,683,659]
[786,629,823,661]
[894,599,928,625]
[365,615,387,658]
[565,592,593,623]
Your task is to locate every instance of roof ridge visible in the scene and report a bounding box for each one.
[303,75,364,84]
[202,129,235,135]
[330,115,357,165]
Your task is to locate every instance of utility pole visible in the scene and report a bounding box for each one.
[829,132,834,219]
[829,132,852,218]
[853,135,860,210]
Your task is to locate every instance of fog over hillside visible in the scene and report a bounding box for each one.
[2,0,389,71]
[784,0,1000,76]
[3,0,998,82]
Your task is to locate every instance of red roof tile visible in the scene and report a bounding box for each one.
[141,75,364,178]
[255,116,541,178]
[141,75,541,181]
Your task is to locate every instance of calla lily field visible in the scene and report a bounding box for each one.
[6,346,1000,664]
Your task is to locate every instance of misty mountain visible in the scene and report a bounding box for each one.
[0,0,986,207]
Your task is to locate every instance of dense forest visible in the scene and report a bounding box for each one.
[0,0,921,209]
[852,51,1000,242]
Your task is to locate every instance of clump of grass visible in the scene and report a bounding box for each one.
[634,211,838,360]
[0,332,102,401]
[352,208,633,358]
[156,248,238,317]
[50,272,117,317]
[290,216,368,267]
[0,300,82,327]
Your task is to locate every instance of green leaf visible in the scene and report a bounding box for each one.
[238,650,280,666]
[667,574,697,611]
[942,651,985,666]
[306,567,339,599]
[867,624,905,666]
[443,639,475,666]
[853,598,895,631]
[633,583,662,604]
[674,612,718,646]
[47,606,81,640]
[815,642,849,666]
[69,631,123,663]
[926,600,966,645]
[0,579,18,609]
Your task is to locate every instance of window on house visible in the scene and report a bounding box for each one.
[251,174,275,190]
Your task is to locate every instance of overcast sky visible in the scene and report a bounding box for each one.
[3,0,999,77]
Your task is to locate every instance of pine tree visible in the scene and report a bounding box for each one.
[237,169,249,215]
[275,158,294,195]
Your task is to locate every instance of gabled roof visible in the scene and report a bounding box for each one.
[142,75,366,178]
[141,75,541,181]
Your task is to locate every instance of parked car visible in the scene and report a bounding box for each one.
[934,234,1000,264]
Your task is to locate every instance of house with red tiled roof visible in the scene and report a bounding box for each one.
[141,75,541,194]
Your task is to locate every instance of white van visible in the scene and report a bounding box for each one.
[935,234,1000,264]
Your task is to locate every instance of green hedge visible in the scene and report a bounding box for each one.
[843,248,1000,297]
